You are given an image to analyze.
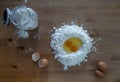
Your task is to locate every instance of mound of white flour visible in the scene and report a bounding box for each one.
[50,24,94,70]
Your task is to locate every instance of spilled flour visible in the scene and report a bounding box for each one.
[17,30,29,39]
[50,23,94,70]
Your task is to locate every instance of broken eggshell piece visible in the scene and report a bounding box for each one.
[3,6,38,31]
[38,58,49,68]
[32,52,41,62]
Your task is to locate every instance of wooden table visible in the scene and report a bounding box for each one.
[0,0,120,82]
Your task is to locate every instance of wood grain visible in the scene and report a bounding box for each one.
[0,0,120,82]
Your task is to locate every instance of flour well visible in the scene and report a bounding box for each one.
[50,23,94,70]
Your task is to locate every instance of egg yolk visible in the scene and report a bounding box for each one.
[63,37,83,54]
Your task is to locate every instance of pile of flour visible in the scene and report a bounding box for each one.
[50,24,94,70]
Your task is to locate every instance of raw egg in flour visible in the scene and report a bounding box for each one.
[63,37,83,53]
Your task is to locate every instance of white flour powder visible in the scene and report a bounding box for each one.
[50,24,94,70]
[17,30,29,39]
[9,6,38,39]
[10,6,38,31]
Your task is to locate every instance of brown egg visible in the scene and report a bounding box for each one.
[95,70,104,78]
[38,58,49,68]
[98,61,108,72]
[32,52,40,62]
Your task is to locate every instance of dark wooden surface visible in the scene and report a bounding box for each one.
[0,0,120,82]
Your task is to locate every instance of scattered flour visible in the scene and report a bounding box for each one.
[50,23,94,70]
[17,30,29,39]
[25,48,34,53]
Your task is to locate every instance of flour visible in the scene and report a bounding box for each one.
[8,6,38,39]
[50,23,94,70]
[10,6,38,31]
[17,30,29,39]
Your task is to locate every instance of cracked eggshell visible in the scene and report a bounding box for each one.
[32,52,40,62]
[38,58,49,68]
